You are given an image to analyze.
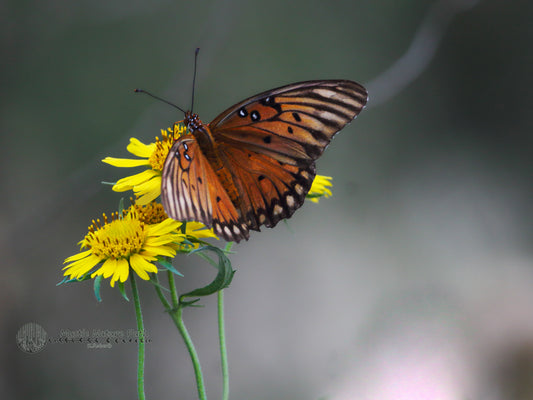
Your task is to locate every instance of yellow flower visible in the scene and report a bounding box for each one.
[102,123,186,205]
[62,202,215,287]
[306,175,333,203]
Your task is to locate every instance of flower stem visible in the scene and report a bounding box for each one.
[168,270,180,309]
[218,290,229,400]
[219,242,233,400]
[167,271,207,400]
[130,272,146,400]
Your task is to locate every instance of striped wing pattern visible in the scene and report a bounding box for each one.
[211,80,368,165]
[161,136,245,240]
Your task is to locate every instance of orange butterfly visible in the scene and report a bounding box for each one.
[159,80,368,242]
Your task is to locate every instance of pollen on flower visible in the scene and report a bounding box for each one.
[148,123,187,171]
[84,212,146,259]
[132,200,170,225]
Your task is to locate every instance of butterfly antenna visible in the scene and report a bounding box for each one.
[134,88,186,114]
[191,47,200,112]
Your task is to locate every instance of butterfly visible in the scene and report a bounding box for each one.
[160,80,368,242]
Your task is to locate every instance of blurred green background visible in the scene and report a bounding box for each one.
[2,0,533,399]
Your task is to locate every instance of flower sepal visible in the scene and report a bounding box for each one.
[56,272,94,286]
[94,275,103,302]
[118,281,129,302]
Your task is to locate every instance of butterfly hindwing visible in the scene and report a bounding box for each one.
[218,144,316,231]
[210,80,368,165]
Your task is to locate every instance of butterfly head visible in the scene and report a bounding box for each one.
[185,111,203,132]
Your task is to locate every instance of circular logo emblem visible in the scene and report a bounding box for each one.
[16,322,48,354]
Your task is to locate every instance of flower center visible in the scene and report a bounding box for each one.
[149,123,187,171]
[84,212,146,259]
[134,201,170,225]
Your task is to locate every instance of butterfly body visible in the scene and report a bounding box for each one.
[162,80,368,242]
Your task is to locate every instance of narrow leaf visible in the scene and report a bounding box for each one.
[181,245,235,300]
[118,281,130,301]
[93,275,103,302]
[158,258,184,277]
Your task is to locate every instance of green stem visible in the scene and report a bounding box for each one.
[218,290,229,400]
[167,271,207,400]
[130,273,146,400]
[219,242,233,400]
[168,270,179,308]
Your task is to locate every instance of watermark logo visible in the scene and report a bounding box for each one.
[16,324,150,352]
[16,322,48,354]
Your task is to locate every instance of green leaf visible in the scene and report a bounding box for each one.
[93,275,103,302]
[181,245,235,300]
[118,281,130,301]
[101,181,116,186]
[179,298,202,307]
[56,276,74,286]
[157,258,184,277]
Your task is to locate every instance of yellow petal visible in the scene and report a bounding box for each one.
[114,258,130,285]
[127,138,156,158]
[185,223,217,239]
[101,258,118,279]
[134,175,162,194]
[130,253,157,280]
[112,169,159,192]
[147,218,182,236]
[145,234,184,247]
[63,254,101,274]
[142,245,176,258]
[102,157,150,168]
[135,189,160,205]
[64,249,93,263]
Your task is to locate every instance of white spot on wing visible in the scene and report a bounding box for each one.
[224,226,232,237]
[286,195,295,208]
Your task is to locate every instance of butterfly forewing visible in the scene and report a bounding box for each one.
[210,80,367,164]
[161,136,248,242]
